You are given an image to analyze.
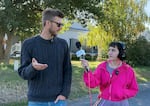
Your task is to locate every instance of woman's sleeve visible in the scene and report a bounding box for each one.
[83,65,101,88]
[124,67,138,98]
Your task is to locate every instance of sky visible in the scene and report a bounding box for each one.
[144,1,150,29]
[145,0,150,16]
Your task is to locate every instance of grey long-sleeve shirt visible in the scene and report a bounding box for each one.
[18,35,72,102]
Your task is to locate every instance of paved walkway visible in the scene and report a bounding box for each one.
[67,82,150,106]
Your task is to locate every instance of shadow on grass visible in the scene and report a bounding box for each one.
[134,66,150,83]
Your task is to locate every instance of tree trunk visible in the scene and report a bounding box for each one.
[96,45,102,61]
[0,32,19,63]
[0,36,4,60]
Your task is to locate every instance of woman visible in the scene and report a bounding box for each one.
[81,41,138,106]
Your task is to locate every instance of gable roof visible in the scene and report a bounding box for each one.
[140,30,150,41]
[69,22,88,31]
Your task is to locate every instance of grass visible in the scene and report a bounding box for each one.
[134,66,150,83]
[0,61,150,106]
[0,101,27,106]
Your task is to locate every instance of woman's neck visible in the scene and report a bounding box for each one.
[108,60,122,69]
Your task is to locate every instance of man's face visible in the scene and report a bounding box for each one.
[48,16,63,36]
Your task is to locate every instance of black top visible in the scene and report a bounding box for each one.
[18,35,72,102]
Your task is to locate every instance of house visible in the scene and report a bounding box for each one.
[58,22,88,51]
[58,22,98,59]
[139,30,150,42]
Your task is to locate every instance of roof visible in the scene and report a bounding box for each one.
[140,30,150,41]
[69,22,88,31]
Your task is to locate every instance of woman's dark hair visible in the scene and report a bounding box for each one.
[109,41,126,60]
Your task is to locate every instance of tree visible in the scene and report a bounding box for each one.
[79,0,149,60]
[0,0,103,61]
[0,0,149,62]
[0,0,42,61]
[79,25,114,60]
[100,0,148,42]
[0,0,104,38]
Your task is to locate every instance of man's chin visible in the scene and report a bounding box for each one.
[52,34,57,37]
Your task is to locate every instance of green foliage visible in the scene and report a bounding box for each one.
[101,0,147,41]
[127,37,150,66]
[0,101,27,106]
[78,0,149,60]
[0,0,42,38]
[79,25,114,49]
[0,0,149,42]
[79,25,114,60]
[0,0,149,63]
[59,20,72,34]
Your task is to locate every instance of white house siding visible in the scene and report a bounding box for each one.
[58,29,88,46]
[139,30,150,42]
[58,22,88,52]
[58,22,98,59]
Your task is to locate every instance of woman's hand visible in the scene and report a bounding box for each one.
[81,59,89,71]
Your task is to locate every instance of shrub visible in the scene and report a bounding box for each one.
[126,37,150,66]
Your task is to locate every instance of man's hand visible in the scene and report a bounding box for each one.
[54,95,66,103]
[32,58,48,70]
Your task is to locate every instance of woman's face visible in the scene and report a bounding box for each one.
[108,46,119,61]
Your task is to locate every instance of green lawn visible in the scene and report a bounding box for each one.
[0,61,150,106]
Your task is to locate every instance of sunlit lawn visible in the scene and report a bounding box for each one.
[134,66,150,83]
[0,61,150,106]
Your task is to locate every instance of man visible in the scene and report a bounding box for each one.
[18,8,72,106]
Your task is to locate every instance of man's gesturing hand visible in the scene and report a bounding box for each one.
[32,58,48,70]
